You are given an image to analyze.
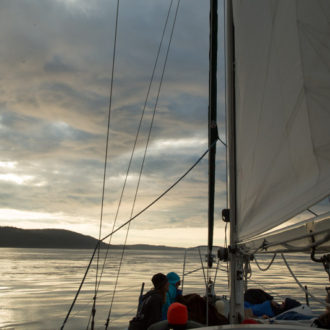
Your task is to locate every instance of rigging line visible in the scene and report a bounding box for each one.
[198,246,209,325]
[198,247,208,288]
[224,221,229,289]
[213,257,221,285]
[99,19,210,247]
[94,0,176,300]
[247,241,267,256]
[307,208,318,217]
[98,139,217,258]
[222,0,229,286]
[105,228,130,328]
[183,267,204,276]
[254,253,277,272]
[86,311,92,330]
[80,143,216,327]
[88,307,138,330]
[105,2,181,327]
[85,286,143,330]
[219,138,226,147]
[184,267,228,276]
[223,0,228,212]
[182,249,187,293]
[94,0,120,312]
[206,263,210,326]
[70,285,137,318]
[60,242,100,330]
[281,253,330,308]
[107,307,137,322]
[100,141,215,243]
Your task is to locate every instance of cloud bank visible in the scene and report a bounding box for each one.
[0,0,228,247]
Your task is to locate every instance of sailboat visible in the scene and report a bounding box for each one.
[60,0,330,329]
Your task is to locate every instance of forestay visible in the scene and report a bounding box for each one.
[232,0,330,241]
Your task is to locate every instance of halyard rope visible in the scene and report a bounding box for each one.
[254,253,277,272]
[91,0,120,328]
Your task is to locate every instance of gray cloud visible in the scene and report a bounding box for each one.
[44,55,77,73]
[0,0,229,244]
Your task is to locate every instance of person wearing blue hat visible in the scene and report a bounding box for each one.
[162,272,182,320]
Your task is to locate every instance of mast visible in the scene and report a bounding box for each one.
[207,0,218,269]
[226,0,244,323]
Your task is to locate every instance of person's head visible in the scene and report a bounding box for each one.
[167,302,188,329]
[167,272,181,288]
[152,273,169,293]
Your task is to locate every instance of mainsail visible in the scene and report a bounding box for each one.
[232,0,330,241]
[226,0,330,323]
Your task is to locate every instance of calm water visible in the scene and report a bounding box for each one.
[0,247,328,329]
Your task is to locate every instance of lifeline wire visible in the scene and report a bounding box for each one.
[61,242,100,330]
[105,1,181,328]
[281,253,330,308]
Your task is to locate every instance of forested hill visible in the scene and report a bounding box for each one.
[0,227,183,250]
[0,227,109,249]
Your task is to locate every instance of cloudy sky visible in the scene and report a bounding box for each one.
[0,0,230,247]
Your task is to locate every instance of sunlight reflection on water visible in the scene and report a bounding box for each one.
[0,248,328,329]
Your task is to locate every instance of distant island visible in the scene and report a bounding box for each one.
[0,227,183,250]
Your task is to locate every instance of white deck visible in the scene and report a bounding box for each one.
[199,325,314,329]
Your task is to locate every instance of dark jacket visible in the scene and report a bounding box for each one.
[147,320,203,329]
[313,312,330,329]
[244,289,273,305]
[129,290,164,330]
[176,294,228,326]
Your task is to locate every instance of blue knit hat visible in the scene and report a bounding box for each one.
[167,272,180,285]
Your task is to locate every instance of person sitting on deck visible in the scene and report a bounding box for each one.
[312,290,330,329]
[244,288,301,318]
[148,302,203,330]
[162,272,182,320]
[128,273,169,330]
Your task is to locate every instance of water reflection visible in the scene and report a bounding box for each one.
[0,248,328,329]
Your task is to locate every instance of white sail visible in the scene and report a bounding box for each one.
[232,0,330,241]
[238,212,330,254]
